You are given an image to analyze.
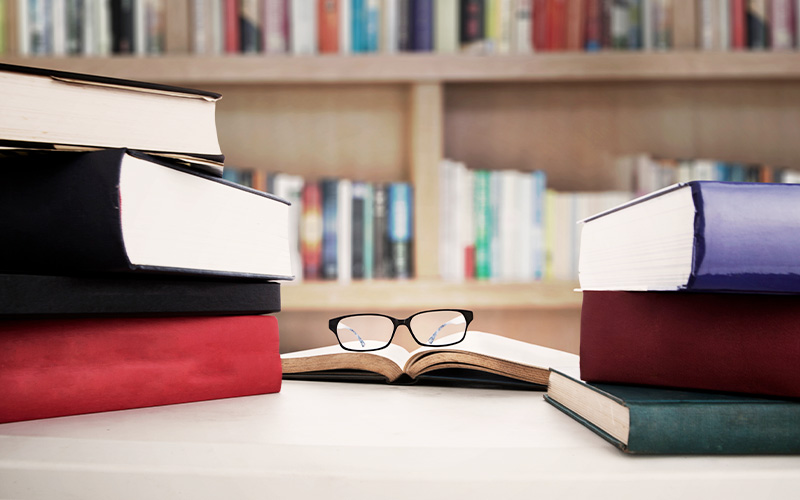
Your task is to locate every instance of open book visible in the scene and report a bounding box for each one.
[281,331,579,390]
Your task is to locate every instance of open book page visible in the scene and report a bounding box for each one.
[281,343,413,382]
[404,331,580,384]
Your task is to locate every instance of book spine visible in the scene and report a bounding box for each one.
[0,316,281,424]
[65,0,83,54]
[730,0,747,48]
[364,0,379,51]
[473,170,491,280]
[770,0,795,50]
[301,182,323,280]
[746,0,769,48]
[223,0,239,52]
[532,0,549,49]
[512,0,533,53]
[240,0,261,52]
[584,0,603,49]
[291,0,317,54]
[0,0,5,55]
[339,0,351,52]
[531,170,546,279]
[320,178,339,280]
[337,179,352,283]
[460,0,485,47]
[351,181,367,280]
[411,0,433,50]
[263,0,289,53]
[388,182,414,279]
[580,290,800,399]
[627,0,642,49]
[362,183,375,280]
[381,0,398,52]
[435,0,459,52]
[548,0,567,49]
[372,183,392,278]
[671,0,696,49]
[318,0,339,52]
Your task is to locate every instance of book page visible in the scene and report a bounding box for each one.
[281,343,412,382]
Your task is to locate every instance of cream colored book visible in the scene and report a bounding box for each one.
[282,331,579,389]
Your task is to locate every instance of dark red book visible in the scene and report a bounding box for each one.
[225,0,242,53]
[579,291,800,399]
[0,315,281,423]
[730,0,748,49]
[533,0,550,50]
[583,0,603,50]
[548,0,568,50]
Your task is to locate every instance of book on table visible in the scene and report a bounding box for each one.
[545,369,800,455]
[578,181,800,293]
[0,273,282,318]
[578,290,800,399]
[0,315,282,424]
[0,148,293,281]
[0,62,224,175]
[282,331,579,390]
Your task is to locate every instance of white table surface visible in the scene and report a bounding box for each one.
[2,380,800,500]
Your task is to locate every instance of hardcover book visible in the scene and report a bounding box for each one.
[578,181,800,293]
[0,62,224,174]
[0,149,293,281]
[282,331,579,389]
[579,290,800,399]
[546,370,800,454]
[0,315,282,424]
[0,273,281,318]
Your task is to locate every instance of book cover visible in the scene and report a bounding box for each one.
[321,178,339,280]
[411,0,433,51]
[291,0,318,54]
[0,149,293,281]
[0,273,281,318]
[546,370,800,455]
[578,181,800,293]
[579,290,800,399]
[318,0,339,53]
[0,315,281,424]
[301,181,323,280]
[388,182,414,279]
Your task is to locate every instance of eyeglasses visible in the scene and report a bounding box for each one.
[328,309,474,352]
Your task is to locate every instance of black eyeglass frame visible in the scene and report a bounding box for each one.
[328,309,474,352]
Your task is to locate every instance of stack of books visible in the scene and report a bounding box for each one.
[0,63,293,424]
[545,180,800,454]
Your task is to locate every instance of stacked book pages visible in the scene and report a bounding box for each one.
[545,181,800,455]
[0,62,293,424]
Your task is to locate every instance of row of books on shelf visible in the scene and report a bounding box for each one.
[8,0,800,58]
[621,153,800,196]
[223,168,415,282]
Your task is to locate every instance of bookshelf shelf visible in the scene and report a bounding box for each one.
[281,280,582,311]
[5,52,800,85]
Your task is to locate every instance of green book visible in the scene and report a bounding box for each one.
[545,370,800,455]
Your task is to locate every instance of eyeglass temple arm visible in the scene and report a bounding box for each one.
[426,315,467,345]
[338,321,366,348]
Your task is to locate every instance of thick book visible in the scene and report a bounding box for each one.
[578,181,800,293]
[0,273,281,318]
[0,62,224,174]
[579,290,800,399]
[0,315,282,424]
[282,331,579,390]
[0,149,293,281]
[546,370,800,455]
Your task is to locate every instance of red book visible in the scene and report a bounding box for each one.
[565,0,585,51]
[730,0,747,49]
[533,0,550,50]
[548,0,568,50]
[225,0,241,53]
[1,315,281,424]
[318,0,339,53]
[579,291,800,399]
[583,0,603,50]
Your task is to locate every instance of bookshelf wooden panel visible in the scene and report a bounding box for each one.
[5,52,799,353]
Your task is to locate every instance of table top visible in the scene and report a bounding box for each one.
[2,380,800,500]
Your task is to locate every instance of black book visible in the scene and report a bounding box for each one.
[0,62,223,175]
[0,149,293,281]
[460,0,485,44]
[111,0,136,54]
[0,274,281,318]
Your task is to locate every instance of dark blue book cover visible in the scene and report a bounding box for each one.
[321,178,339,280]
[411,0,434,51]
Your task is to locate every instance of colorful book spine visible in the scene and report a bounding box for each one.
[388,182,413,279]
[583,0,603,49]
[373,183,392,278]
[411,0,433,51]
[435,0,459,52]
[301,182,323,280]
[318,0,339,53]
[263,0,289,53]
[0,315,282,424]
[320,178,339,280]
[460,0,485,47]
[746,0,769,49]
[240,0,261,53]
[473,170,491,279]
[351,181,367,280]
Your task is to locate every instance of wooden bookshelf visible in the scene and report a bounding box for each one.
[5,52,800,353]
